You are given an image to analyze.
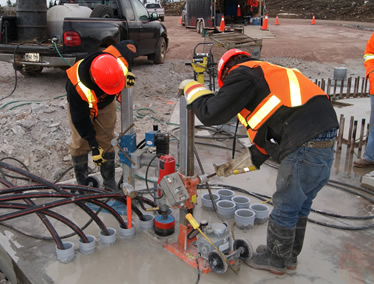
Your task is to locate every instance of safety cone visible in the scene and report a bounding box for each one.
[261,14,268,30]
[219,15,225,32]
[237,4,241,17]
[312,15,315,25]
[275,16,279,25]
[180,16,182,25]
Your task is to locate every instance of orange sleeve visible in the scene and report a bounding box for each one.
[364,32,374,76]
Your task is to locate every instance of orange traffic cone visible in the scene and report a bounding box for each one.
[180,16,182,25]
[275,16,279,25]
[237,4,241,17]
[219,15,225,32]
[312,15,315,25]
[261,14,268,30]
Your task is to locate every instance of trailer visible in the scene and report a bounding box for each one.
[184,0,264,34]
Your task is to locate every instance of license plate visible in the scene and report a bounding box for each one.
[24,53,40,62]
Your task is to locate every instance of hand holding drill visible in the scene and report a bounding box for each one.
[214,148,257,177]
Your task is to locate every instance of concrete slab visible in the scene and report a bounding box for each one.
[0,99,373,284]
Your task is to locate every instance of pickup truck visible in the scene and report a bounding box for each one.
[144,3,165,22]
[0,0,168,76]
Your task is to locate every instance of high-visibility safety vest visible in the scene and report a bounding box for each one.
[364,33,374,94]
[233,61,328,155]
[66,46,129,118]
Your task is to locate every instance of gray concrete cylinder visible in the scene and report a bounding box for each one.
[55,241,75,263]
[79,235,96,255]
[99,228,117,246]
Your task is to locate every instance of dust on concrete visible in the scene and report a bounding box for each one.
[0,16,372,183]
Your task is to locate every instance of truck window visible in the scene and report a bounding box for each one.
[131,0,149,21]
[146,4,160,8]
[65,0,118,13]
[122,0,136,20]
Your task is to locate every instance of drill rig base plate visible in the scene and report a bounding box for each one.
[163,224,213,274]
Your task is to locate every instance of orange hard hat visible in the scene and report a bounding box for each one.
[90,54,125,94]
[217,49,251,87]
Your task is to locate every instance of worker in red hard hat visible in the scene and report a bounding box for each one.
[178,49,339,275]
[66,40,137,192]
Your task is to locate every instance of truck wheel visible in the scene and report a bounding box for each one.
[160,16,164,22]
[151,37,166,64]
[19,66,43,76]
[90,5,114,18]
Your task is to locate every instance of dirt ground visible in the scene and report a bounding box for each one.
[264,0,374,22]
[0,16,373,183]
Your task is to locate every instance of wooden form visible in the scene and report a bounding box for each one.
[314,76,369,99]
[336,114,368,153]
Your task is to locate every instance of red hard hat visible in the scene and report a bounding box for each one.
[90,54,125,94]
[217,49,251,88]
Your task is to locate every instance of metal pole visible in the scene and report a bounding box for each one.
[179,96,195,225]
[179,97,195,176]
[121,88,135,187]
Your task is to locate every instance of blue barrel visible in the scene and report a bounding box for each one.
[16,0,47,42]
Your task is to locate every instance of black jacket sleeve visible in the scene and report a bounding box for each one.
[191,67,256,126]
[191,65,270,167]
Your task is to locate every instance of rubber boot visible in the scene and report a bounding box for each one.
[247,217,295,275]
[287,216,308,270]
[72,155,88,185]
[100,152,118,192]
[255,216,308,270]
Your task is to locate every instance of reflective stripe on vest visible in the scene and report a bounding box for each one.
[66,59,99,117]
[233,61,327,154]
[364,53,374,62]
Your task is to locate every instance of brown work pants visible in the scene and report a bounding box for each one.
[67,100,117,156]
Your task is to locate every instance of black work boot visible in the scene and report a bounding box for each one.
[100,152,118,192]
[287,216,308,270]
[247,217,295,275]
[72,155,88,185]
[255,216,308,271]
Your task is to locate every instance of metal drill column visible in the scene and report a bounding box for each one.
[179,96,195,227]
[179,96,194,176]
[121,88,135,187]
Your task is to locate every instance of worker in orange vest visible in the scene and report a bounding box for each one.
[354,32,374,167]
[66,40,136,192]
[178,49,338,275]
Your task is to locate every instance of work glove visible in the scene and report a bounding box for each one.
[125,71,136,88]
[177,79,213,105]
[213,148,257,177]
[92,146,107,166]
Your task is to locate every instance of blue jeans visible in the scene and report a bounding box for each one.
[364,95,374,161]
[270,144,334,229]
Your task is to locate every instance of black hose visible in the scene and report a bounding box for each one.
[0,202,89,242]
[1,178,66,248]
[232,118,240,159]
[0,161,66,193]
[0,43,19,102]
[328,179,374,197]
[145,155,164,200]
